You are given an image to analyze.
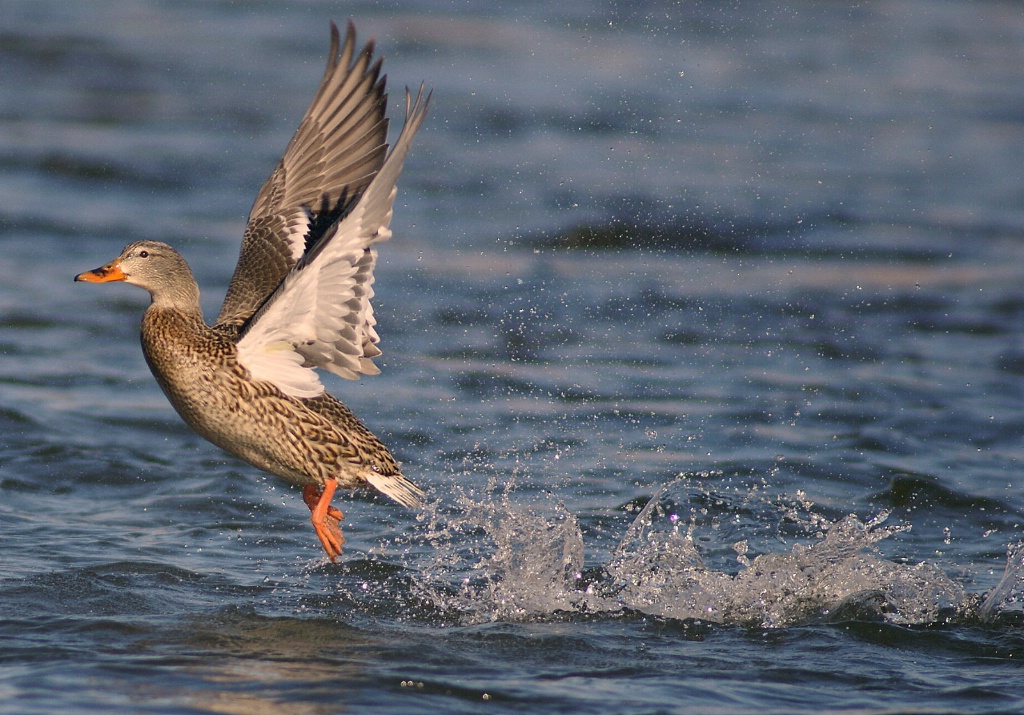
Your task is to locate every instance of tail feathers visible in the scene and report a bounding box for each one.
[365,470,423,508]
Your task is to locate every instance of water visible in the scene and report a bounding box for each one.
[2,0,1023,712]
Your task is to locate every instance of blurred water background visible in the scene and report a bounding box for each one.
[2,1,1024,713]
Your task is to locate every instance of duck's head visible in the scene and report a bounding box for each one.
[75,240,200,309]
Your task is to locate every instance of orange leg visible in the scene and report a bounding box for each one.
[302,480,344,562]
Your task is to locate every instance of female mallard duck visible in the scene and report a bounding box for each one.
[76,21,430,562]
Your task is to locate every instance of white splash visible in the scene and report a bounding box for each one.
[380,475,1014,628]
[979,541,1024,622]
[601,479,966,627]
[408,482,587,622]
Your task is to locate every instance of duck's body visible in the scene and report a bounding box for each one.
[140,287,406,495]
[76,22,429,561]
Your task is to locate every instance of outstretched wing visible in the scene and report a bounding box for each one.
[235,88,431,398]
[215,20,390,331]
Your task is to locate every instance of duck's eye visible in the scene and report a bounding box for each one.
[138,250,149,258]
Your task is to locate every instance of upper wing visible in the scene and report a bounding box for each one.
[235,87,431,398]
[215,20,390,331]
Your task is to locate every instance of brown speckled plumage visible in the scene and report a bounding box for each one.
[75,22,430,561]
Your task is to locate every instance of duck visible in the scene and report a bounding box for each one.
[75,20,430,562]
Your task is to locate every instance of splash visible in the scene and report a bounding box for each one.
[979,541,1024,622]
[406,482,587,622]
[377,476,1012,628]
[601,479,966,627]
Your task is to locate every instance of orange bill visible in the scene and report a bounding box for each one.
[75,262,126,283]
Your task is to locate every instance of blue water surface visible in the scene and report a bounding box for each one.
[2,1,1023,713]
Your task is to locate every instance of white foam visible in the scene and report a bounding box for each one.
[381,475,1015,628]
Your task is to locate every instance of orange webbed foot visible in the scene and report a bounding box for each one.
[302,481,344,562]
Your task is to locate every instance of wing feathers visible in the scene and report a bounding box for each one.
[236,87,429,397]
[216,21,390,330]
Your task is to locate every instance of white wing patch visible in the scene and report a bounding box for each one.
[283,207,313,262]
[241,339,323,398]
[235,88,430,399]
[236,240,382,397]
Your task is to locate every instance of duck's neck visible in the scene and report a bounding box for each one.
[148,280,203,317]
